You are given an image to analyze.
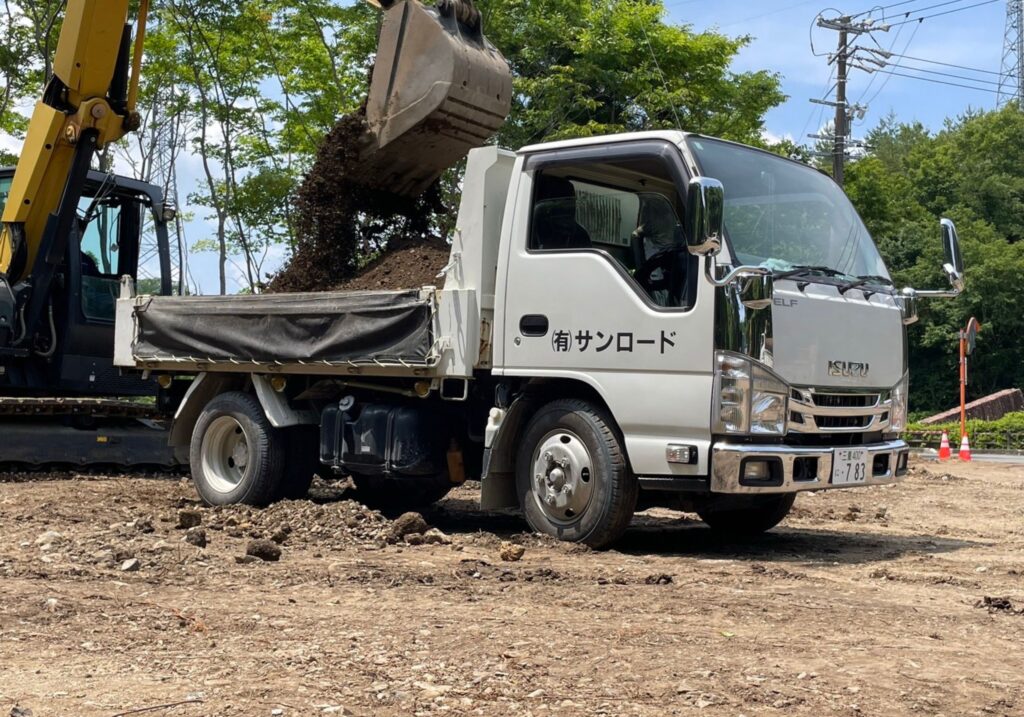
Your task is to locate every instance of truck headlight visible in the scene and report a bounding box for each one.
[714,352,790,436]
[890,373,909,432]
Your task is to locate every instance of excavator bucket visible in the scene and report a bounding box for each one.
[362,0,512,197]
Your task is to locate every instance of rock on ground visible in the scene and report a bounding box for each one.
[245,539,282,562]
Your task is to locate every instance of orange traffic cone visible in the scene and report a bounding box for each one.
[938,431,951,461]
[959,434,972,462]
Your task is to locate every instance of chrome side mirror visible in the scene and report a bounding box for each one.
[688,176,772,289]
[899,288,919,325]
[909,218,965,299]
[686,177,724,257]
[940,218,965,293]
[740,272,774,311]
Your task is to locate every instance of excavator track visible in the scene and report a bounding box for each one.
[0,397,184,471]
[0,396,164,418]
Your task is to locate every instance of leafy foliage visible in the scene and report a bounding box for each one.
[844,107,1024,412]
[483,0,784,148]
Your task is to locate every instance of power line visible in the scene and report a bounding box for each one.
[862,48,1008,76]
[867,0,981,20]
[800,65,839,140]
[850,0,937,17]
[854,65,1003,92]
[718,0,823,26]
[860,21,922,106]
[853,21,907,104]
[639,23,684,130]
[889,61,1006,85]
[886,0,1002,26]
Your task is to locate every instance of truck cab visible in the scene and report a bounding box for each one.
[479,130,961,540]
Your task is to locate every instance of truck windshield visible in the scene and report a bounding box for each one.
[687,137,889,281]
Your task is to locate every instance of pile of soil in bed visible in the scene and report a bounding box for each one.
[333,237,454,292]
[266,111,449,294]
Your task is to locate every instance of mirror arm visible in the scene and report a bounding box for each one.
[912,288,961,299]
[704,256,770,288]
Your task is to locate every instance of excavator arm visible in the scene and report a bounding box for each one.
[0,0,148,353]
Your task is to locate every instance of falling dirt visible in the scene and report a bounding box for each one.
[267,111,448,294]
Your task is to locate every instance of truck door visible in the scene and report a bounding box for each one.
[495,139,716,477]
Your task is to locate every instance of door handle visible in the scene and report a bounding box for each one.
[519,314,549,337]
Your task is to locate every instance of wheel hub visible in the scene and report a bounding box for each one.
[532,431,594,523]
[201,416,251,494]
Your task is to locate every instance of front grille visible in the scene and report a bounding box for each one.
[815,415,873,429]
[790,387,890,434]
[812,393,878,408]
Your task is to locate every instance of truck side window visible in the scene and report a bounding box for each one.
[529,160,693,309]
[531,175,592,250]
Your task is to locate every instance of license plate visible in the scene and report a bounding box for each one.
[832,448,869,485]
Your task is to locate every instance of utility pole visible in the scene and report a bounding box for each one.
[1000,0,1024,109]
[813,14,887,186]
[834,25,849,185]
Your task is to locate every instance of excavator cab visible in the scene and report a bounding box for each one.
[0,167,174,396]
[362,0,513,196]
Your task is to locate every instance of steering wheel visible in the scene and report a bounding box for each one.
[636,245,686,297]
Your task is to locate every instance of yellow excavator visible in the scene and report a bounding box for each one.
[0,0,511,467]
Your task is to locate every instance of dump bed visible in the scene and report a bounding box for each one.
[114,286,441,375]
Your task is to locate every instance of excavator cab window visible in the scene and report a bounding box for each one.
[75,193,135,323]
[0,175,11,214]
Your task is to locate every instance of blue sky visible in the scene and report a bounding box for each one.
[158,0,1021,293]
[668,0,1011,144]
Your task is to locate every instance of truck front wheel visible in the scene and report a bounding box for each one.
[190,391,286,506]
[516,399,637,548]
[697,494,795,536]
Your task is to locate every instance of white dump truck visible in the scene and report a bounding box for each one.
[115,131,964,547]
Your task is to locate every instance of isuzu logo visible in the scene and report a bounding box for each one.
[828,360,870,378]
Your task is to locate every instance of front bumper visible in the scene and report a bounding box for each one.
[711,439,909,494]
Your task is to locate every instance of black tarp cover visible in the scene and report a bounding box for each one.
[133,290,433,365]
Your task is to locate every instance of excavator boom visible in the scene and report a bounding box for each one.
[0,0,146,284]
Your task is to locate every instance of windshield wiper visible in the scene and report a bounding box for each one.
[856,274,894,286]
[773,265,849,281]
[838,274,894,295]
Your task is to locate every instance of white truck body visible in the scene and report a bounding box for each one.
[115,130,964,545]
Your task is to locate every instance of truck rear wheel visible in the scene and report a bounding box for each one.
[350,473,454,513]
[516,399,637,548]
[190,391,285,506]
[697,494,795,536]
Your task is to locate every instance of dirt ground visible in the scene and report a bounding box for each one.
[2,459,1023,717]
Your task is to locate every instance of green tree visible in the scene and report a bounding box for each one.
[844,107,1024,413]
[483,0,784,149]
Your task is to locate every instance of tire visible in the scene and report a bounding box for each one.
[697,494,796,536]
[190,391,286,506]
[350,472,454,513]
[278,426,320,500]
[516,399,637,548]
